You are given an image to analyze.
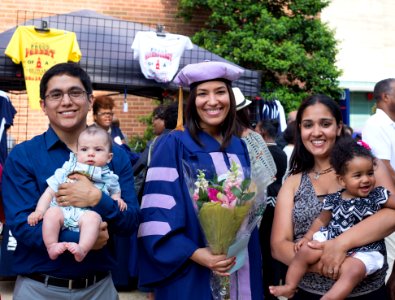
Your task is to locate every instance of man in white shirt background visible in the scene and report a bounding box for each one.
[362,78,395,286]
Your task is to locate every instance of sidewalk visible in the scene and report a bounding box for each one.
[0,279,148,300]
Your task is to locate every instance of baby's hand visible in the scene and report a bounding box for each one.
[27,211,44,226]
[114,198,128,211]
[294,237,309,252]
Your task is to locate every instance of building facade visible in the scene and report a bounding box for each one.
[322,0,395,132]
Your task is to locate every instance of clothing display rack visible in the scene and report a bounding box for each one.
[0,10,261,99]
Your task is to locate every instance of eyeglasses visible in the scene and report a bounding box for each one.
[97,112,114,117]
[44,89,88,102]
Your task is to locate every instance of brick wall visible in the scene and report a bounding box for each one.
[1,0,209,146]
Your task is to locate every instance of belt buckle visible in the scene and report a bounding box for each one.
[68,280,73,290]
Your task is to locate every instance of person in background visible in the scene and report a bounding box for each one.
[2,62,139,300]
[93,94,139,165]
[0,162,3,228]
[234,87,276,192]
[132,102,179,202]
[255,118,288,300]
[362,78,395,297]
[287,110,297,124]
[152,105,166,137]
[271,94,395,299]
[138,61,263,299]
[343,124,353,137]
[111,117,126,141]
[93,95,125,144]
[275,110,297,149]
[282,120,296,178]
[136,101,181,300]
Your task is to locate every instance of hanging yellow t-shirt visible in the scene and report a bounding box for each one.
[5,26,82,109]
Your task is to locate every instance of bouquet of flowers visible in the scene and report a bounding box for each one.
[184,160,263,300]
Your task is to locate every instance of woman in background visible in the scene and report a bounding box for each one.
[93,95,126,145]
[93,95,139,165]
[255,118,288,300]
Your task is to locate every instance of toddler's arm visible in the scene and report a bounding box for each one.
[27,187,55,226]
[111,192,127,211]
[294,210,332,252]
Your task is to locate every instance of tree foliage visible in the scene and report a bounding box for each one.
[178,0,342,111]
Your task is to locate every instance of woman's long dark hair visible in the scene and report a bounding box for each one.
[290,94,344,175]
[185,81,236,150]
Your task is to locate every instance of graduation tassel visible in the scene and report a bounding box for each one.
[175,86,184,131]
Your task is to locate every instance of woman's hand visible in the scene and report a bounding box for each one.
[56,173,102,208]
[92,222,109,250]
[190,248,236,276]
[308,239,346,280]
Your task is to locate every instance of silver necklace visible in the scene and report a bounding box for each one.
[313,167,333,180]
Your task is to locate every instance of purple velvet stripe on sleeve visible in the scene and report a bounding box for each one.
[209,152,228,176]
[141,194,176,210]
[146,167,179,182]
[138,221,171,237]
[230,250,252,299]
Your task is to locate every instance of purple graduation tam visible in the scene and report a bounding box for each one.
[173,61,244,88]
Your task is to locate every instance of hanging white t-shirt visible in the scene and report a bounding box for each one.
[131,31,193,83]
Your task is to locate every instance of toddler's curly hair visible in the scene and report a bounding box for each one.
[330,136,375,176]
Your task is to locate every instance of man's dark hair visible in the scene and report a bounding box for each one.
[283,121,296,144]
[257,119,280,140]
[40,63,93,100]
[163,102,181,130]
[153,105,166,120]
[373,78,395,102]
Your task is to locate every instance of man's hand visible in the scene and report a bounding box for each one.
[56,173,101,208]
[308,239,346,280]
[92,222,109,250]
[386,264,395,300]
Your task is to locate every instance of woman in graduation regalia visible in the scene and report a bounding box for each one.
[137,61,264,300]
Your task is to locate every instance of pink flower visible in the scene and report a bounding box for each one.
[224,186,237,203]
[208,187,221,202]
[193,192,199,201]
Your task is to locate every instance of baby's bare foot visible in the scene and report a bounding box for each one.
[47,242,67,260]
[67,242,88,262]
[269,284,297,298]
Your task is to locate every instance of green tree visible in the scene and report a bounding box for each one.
[178,0,342,111]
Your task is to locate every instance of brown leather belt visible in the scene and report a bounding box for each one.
[25,272,108,289]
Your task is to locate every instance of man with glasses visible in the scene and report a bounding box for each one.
[2,62,139,299]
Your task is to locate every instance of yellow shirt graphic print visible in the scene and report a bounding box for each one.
[5,26,82,109]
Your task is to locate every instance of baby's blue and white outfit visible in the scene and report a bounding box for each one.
[47,153,120,232]
[313,186,389,275]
